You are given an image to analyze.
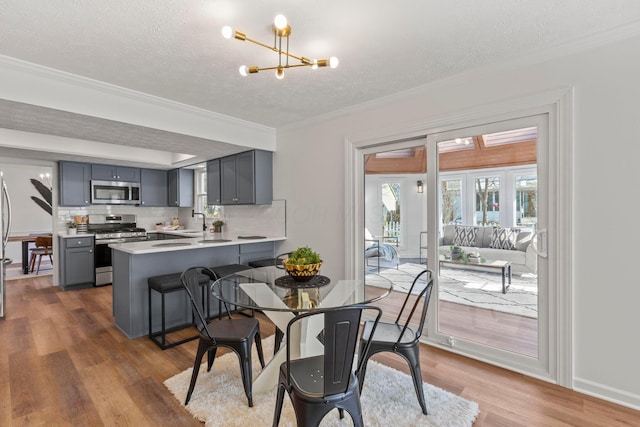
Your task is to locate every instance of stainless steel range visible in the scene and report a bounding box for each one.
[88,214,147,286]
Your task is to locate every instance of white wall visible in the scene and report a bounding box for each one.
[1,160,54,262]
[274,35,640,408]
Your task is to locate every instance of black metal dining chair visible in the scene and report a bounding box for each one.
[357,269,433,415]
[272,304,382,427]
[181,266,265,406]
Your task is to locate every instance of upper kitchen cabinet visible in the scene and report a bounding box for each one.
[168,168,194,207]
[140,168,168,207]
[206,159,221,205]
[59,161,91,206]
[91,164,140,182]
[220,150,272,205]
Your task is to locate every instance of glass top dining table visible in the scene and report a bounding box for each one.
[211,265,393,313]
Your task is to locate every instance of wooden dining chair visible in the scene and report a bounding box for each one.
[29,235,53,274]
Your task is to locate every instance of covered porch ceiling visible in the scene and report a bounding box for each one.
[365,127,537,174]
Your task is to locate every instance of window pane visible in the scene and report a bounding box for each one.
[441,179,462,225]
[475,176,500,226]
[381,183,401,243]
[516,175,537,229]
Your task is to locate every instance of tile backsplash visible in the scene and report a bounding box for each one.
[57,199,286,237]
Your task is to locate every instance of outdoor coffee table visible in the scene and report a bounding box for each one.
[439,257,512,293]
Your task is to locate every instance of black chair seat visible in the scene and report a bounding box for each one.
[248,258,276,268]
[210,264,252,279]
[148,272,209,292]
[361,321,418,346]
[209,317,261,341]
[147,271,211,349]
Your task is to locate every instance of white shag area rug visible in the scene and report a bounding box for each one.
[367,262,538,318]
[164,340,479,427]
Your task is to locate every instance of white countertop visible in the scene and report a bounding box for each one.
[59,232,94,239]
[109,232,285,255]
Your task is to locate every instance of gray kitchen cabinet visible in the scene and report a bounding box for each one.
[59,161,91,206]
[59,236,95,289]
[168,168,194,207]
[140,168,168,206]
[206,158,221,205]
[220,150,272,205]
[92,164,140,182]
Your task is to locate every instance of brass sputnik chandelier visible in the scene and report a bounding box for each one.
[221,14,339,80]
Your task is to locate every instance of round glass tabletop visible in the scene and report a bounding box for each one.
[212,266,393,312]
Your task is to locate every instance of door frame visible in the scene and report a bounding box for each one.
[345,88,573,387]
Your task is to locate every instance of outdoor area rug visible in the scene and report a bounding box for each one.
[164,340,479,427]
[368,262,538,318]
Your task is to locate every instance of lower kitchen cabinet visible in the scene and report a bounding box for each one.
[59,235,95,289]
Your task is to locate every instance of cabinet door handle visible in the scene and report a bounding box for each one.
[89,250,93,253]
[77,241,82,244]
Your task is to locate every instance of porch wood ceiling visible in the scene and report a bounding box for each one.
[364,137,536,174]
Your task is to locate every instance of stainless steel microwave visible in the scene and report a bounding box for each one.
[90,180,141,205]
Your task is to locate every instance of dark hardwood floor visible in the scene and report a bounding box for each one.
[1,276,638,426]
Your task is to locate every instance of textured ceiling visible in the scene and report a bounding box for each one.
[1,1,640,161]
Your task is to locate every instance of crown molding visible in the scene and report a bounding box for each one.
[0,54,274,135]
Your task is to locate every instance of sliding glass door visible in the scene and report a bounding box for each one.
[426,116,551,376]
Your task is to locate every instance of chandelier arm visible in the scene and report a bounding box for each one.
[240,36,307,63]
[251,63,316,72]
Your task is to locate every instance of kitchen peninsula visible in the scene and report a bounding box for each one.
[109,233,285,338]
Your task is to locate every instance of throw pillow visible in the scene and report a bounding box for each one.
[489,227,520,250]
[452,226,479,247]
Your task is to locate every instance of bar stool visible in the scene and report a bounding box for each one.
[147,271,210,349]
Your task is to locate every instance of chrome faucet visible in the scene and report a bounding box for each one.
[191,210,206,231]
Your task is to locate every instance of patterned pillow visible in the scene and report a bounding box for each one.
[452,226,479,247]
[489,227,520,250]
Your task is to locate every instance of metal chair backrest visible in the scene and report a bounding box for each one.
[180,266,216,342]
[284,304,382,397]
[275,252,291,269]
[394,269,433,344]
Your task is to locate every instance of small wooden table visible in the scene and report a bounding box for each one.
[439,257,512,293]
[8,234,52,274]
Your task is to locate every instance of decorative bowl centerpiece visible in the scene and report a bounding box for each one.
[282,246,322,282]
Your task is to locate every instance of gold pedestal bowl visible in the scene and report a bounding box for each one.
[283,261,322,282]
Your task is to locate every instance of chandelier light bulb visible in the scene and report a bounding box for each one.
[239,65,248,76]
[311,59,318,70]
[275,67,285,80]
[274,14,288,30]
[221,26,233,39]
[329,56,339,68]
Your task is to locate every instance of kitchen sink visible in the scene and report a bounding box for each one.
[151,242,193,247]
[198,239,232,243]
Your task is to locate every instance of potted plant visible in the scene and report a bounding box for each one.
[450,244,464,260]
[282,246,322,282]
[211,220,224,233]
[67,221,77,235]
